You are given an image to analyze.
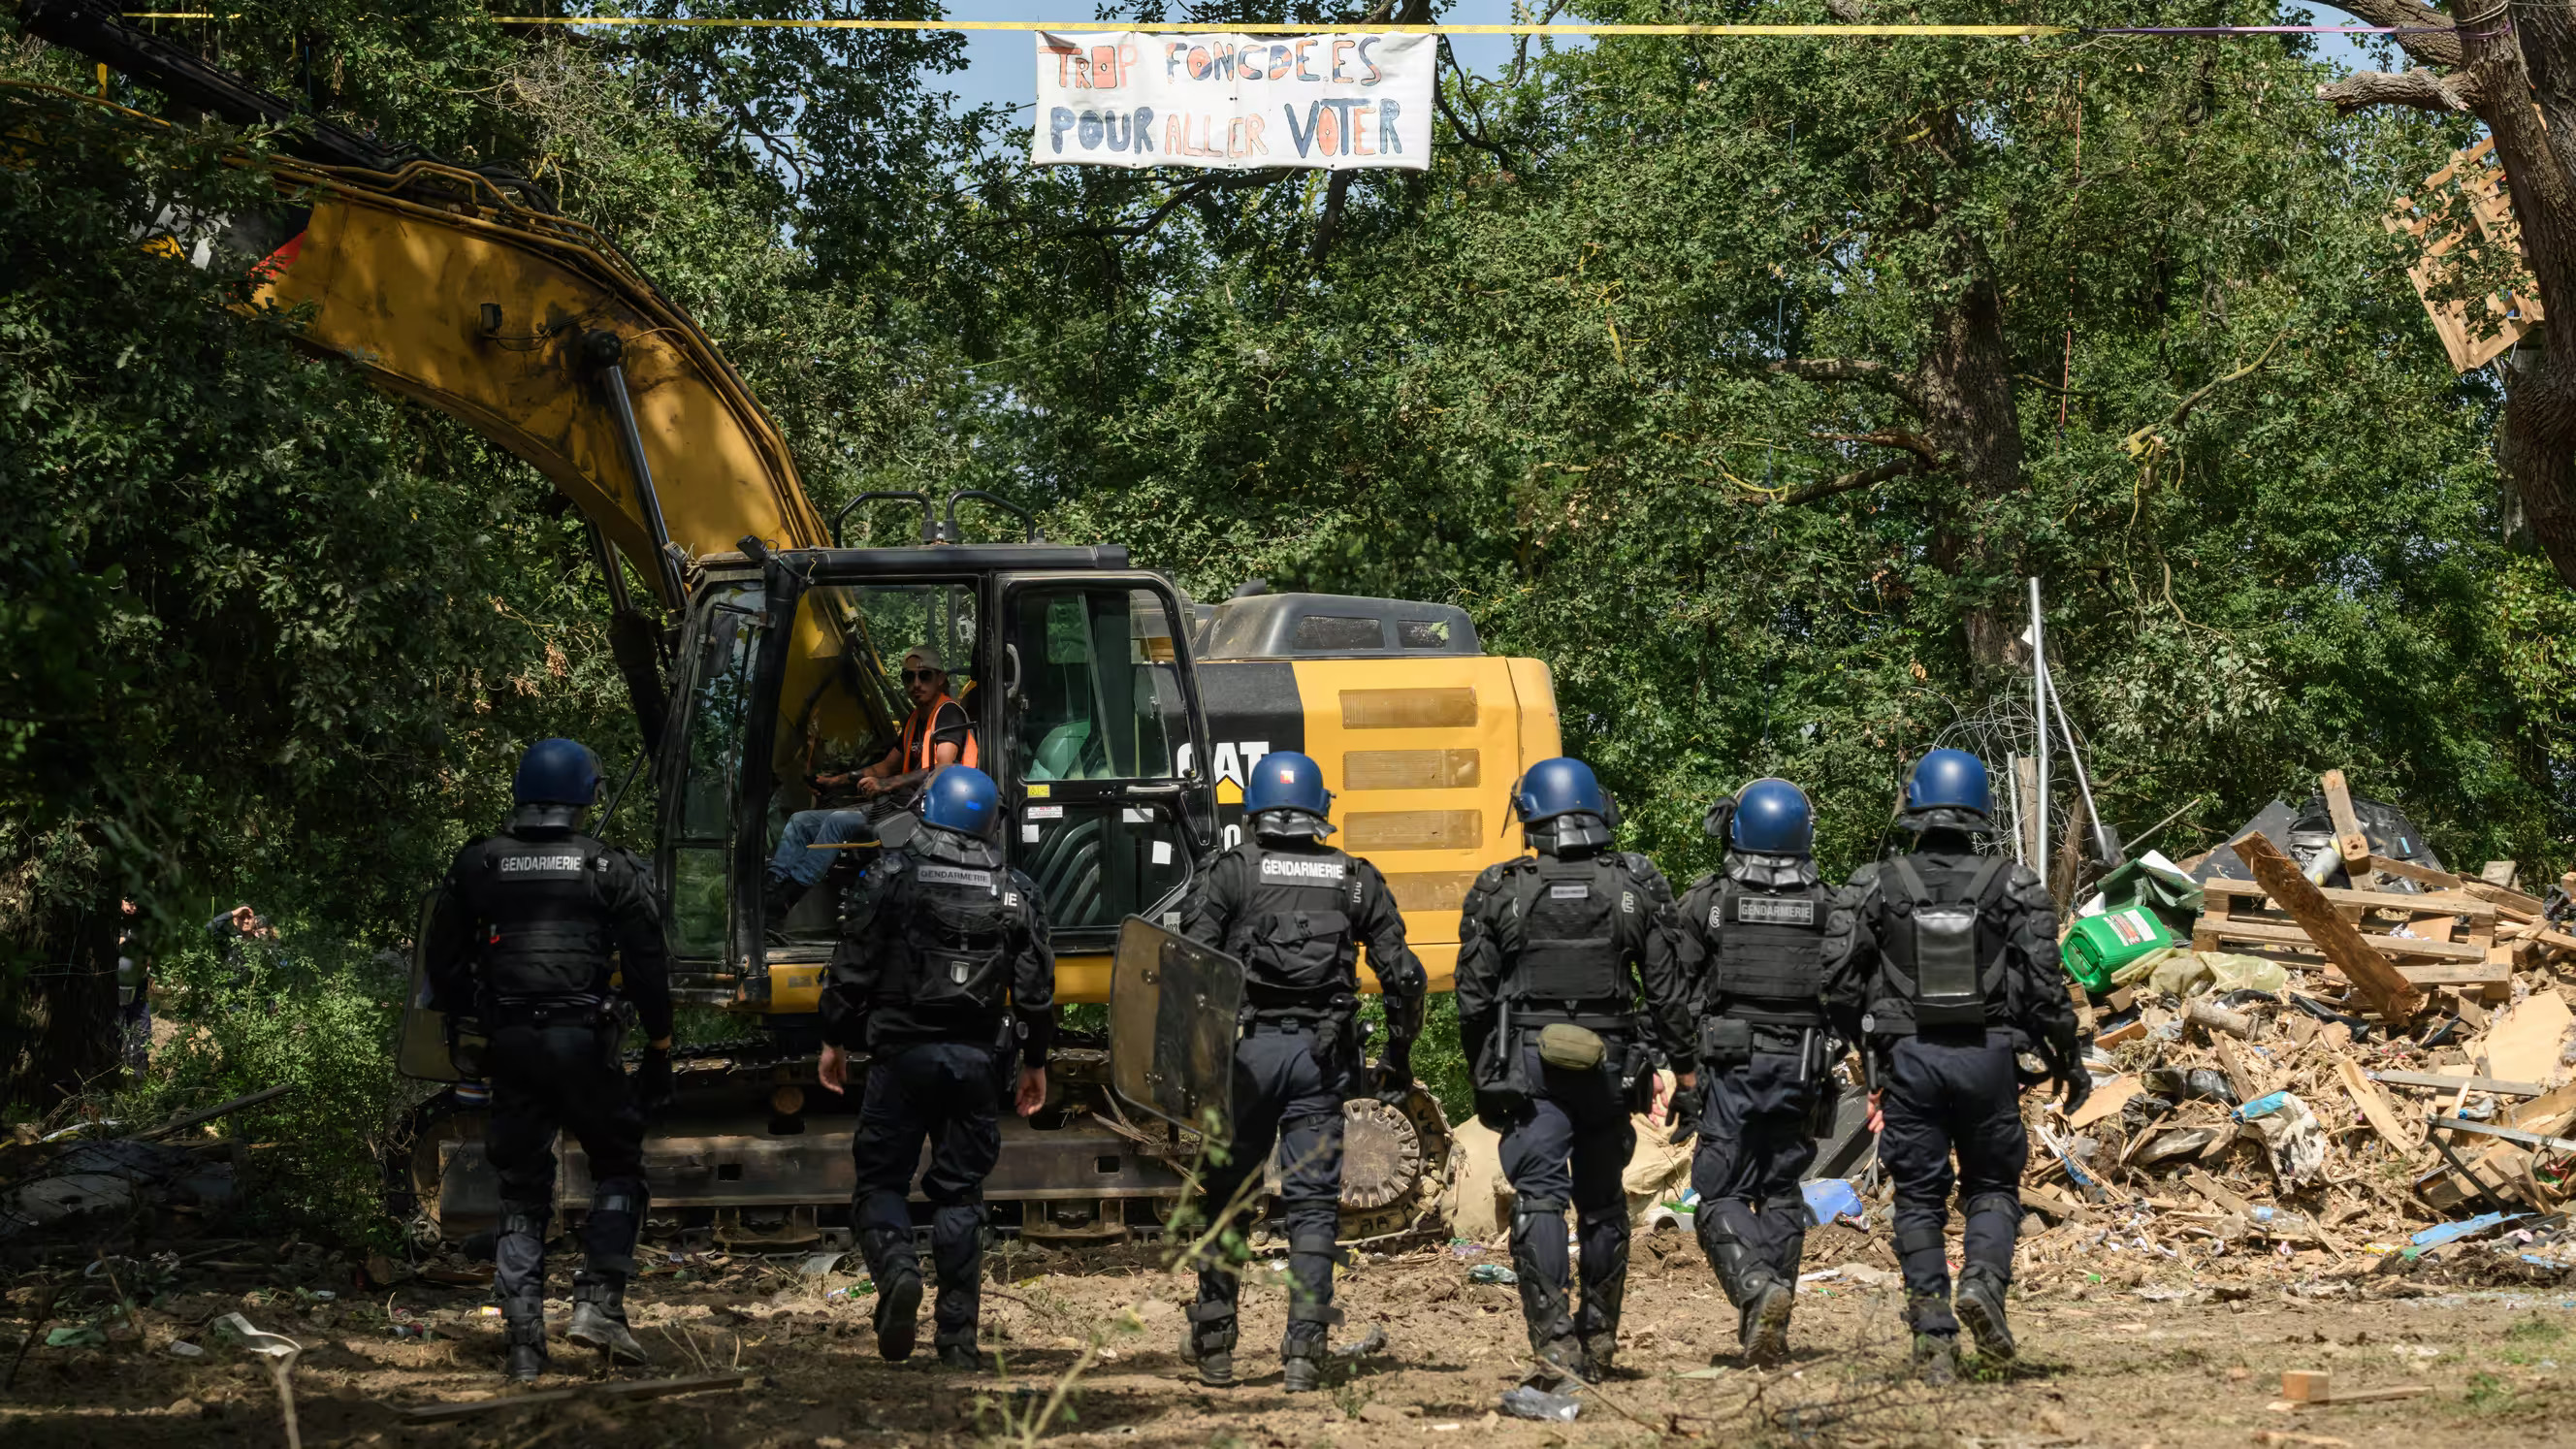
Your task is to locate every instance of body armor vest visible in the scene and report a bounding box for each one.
[1869,853,2012,1031]
[894,855,1017,1015]
[470,833,611,1002]
[1227,842,1363,1007]
[1706,879,1829,1027]
[1504,853,1634,1015]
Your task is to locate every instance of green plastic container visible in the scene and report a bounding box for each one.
[2062,905,2177,992]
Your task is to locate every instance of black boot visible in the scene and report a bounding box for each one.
[1697,1208,1791,1367]
[1904,1292,1959,1385]
[1512,1205,1586,1385]
[1574,1210,1628,1379]
[566,1272,650,1363]
[1181,1300,1239,1388]
[929,1204,984,1371]
[502,1304,549,1383]
[1281,1304,1337,1393]
[494,1199,551,1383]
[859,1224,923,1363]
[1953,1265,2015,1363]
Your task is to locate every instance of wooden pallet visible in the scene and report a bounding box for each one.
[2189,876,2509,999]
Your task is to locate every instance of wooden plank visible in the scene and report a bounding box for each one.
[2319,769,2371,866]
[2367,853,2463,890]
[2236,834,2424,1020]
[2369,1070,2549,1096]
[2200,876,2497,921]
[2186,1167,2253,1217]
[2485,990,2573,1084]
[2020,1184,2096,1223]
[2337,1058,2420,1149]
[396,1371,749,1425]
[2213,1036,2261,1104]
[2483,860,2521,890]
[2188,916,2490,962]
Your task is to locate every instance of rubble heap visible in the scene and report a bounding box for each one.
[2021,770,2576,1283]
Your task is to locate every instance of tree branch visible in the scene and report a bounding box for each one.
[1767,357,1920,407]
[1811,429,1939,461]
[2315,66,2482,114]
[2323,0,2462,69]
[1766,455,1934,507]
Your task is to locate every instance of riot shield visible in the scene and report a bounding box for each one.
[395,889,464,1082]
[1110,916,1241,1138]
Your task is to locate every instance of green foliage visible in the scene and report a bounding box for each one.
[113,929,409,1240]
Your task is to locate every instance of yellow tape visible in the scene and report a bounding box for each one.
[122,14,2067,36]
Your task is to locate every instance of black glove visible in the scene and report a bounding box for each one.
[1665,1077,1705,1144]
[2044,1023,2090,1116]
[2058,1062,2093,1117]
[1371,1037,1415,1107]
[635,1046,675,1115]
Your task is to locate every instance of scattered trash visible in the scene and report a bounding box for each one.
[1800,1177,1866,1227]
[44,1326,105,1349]
[1332,1324,1389,1360]
[213,1314,305,1449]
[1466,1264,1518,1285]
[166,1339,206,1359]
[825,1282,876,1303]
[799,1250,845,1277]
[1498,1385,1582,1422]
[2408,1211,2527,1250]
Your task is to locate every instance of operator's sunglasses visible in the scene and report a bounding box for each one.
[900,667,943,684]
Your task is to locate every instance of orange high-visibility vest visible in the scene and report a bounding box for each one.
[900,693,979,773]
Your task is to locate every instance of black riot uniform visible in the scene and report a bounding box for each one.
[821,818,1054,1367]
[424,804,671,1379]
[1676,852,1863,1363]
[1837,807,2081,1378]
[1457,844,1696,1381]
[1178,830,1427,1391]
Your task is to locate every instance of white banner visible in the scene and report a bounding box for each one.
[1033,31,1433,171]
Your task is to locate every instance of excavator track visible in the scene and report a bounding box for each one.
[387,1041,1454,1253]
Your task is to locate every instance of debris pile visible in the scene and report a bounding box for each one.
[2021,770,2576,1284]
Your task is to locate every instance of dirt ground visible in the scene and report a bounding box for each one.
[5,1222,2574,1448]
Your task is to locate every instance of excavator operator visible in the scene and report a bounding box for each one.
[762,644,982,920]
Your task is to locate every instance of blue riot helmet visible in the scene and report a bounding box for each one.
[1513,757,1618,856]
[1512,757,1612,825]
[1903,748,1993,820]
[921,765,1002,840]
[513,738,601,807]
[1729,778,1815,855]
[1243,751,1335,838]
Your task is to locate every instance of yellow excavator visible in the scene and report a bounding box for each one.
[16,0,1563,1250]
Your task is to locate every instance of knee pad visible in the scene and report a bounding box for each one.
[1963,1190,2022,1225]
[1287,1225,1349,1265]
[498,1198,552,1241]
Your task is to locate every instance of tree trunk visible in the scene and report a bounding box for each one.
[1916,255,2028,672]
[0,894,124,1107]
[2499,355,2576,586]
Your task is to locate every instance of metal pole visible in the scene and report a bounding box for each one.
[2028,577,2049,872]
[2046,671,2124,866]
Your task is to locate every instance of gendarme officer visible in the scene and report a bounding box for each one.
[1675,778,1858,1367]
[1838,749,2086,1382]
[424,738,673,1382]
[1179,751,1426,1393]
[1456,757,1696,1383]
[820,765,1054,1368]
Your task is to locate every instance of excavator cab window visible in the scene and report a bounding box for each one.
[1001,583,1194,940]
[762,580,981,944]
[664,583,765,968]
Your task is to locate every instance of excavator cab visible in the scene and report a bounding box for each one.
[655,493,1216,1018]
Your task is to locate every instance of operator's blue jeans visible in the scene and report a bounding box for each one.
[768,809,875,886]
